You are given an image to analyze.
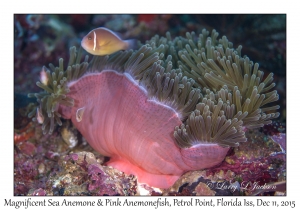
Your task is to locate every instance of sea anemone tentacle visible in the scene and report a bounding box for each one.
[28,47,89,134]
[146,29,280,129]
[174,96,247,148]
[29,29,281,138]
[26,28,282,188]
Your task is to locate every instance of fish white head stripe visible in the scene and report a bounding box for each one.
[93,31,96,51]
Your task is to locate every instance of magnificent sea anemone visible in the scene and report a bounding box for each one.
[28,29,280,188]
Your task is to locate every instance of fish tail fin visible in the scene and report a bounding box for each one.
[124,39,138,51]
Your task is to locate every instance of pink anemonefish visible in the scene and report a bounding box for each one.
[81,27,136,56]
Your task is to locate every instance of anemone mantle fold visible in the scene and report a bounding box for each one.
[60,70,229,188]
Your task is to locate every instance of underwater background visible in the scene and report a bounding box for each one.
[14,14,286,196]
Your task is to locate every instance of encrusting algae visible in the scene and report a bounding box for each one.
[28,28,280,188]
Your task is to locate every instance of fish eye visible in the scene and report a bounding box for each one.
[88,37,92,40]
